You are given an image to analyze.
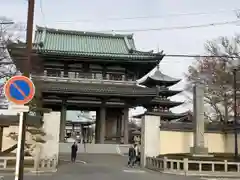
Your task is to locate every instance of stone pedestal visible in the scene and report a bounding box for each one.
[190,146,208,154]
[190,84,208,154]
[140,115,160,167]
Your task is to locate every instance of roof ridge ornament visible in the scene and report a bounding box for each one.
[111,30,116,36]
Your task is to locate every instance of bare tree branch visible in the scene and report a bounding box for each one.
[185,34,240,121]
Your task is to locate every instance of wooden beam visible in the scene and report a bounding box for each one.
[0,127,3,152]
[0,115,42,128]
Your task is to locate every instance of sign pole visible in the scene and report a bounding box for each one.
[4,76,35,180]
[14,112,24,180]
[18,0,35,179]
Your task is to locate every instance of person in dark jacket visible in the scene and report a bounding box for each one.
[71,142,78,162]
[128,144,136,167]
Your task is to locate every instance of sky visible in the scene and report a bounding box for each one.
[0,0,240,117]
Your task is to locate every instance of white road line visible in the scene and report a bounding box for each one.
[123,169,146,173]
[60,159,87,164]
[200,178,240,180]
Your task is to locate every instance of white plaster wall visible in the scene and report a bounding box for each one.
[41,112,60,158]
[159,131,225,154]
[2,126,34,152]
[2,126,18,152]
[224,134,240,153]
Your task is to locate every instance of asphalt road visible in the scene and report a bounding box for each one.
[1,154,218,180]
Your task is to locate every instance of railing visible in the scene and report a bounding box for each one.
[32,75,137,85]
[35,155,58,172]
[146,156,240,176]
[0,156,57,172]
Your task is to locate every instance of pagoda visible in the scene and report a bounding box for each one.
[134,63,187,121]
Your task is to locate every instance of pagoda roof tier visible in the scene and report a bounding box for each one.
[158,89,182,97]
[144,97,184,108]
[133,111,188,121]
[34,76,157,97]
[139,68,181,88]
[32,26,164,61]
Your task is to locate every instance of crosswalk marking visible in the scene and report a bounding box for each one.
[201,178,240,180]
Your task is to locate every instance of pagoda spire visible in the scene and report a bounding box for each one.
[156,59,160,71]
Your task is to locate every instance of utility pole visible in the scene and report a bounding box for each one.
[17,0,35,180]
[233,68,238,159]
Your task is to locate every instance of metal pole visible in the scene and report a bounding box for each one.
[14,113,24,180]
[233,68,238,159]
[17,0,35,180]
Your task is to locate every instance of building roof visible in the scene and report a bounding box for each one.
[133,111,188,121]
[139,67,181,87]
[148,97,184,108]
[33,26,163,60]
[158,89,182,97]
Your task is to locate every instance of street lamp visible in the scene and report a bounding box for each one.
[233,59,240,159]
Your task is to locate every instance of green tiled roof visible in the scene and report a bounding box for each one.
[33,26,162,59]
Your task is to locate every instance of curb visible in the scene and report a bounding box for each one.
[146,168,240,178]
[162,171,240,178]
[30,169,57,174]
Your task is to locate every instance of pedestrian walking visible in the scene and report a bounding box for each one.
[134,144,140,166]
[71,142,78,162]
[128,144,136,167]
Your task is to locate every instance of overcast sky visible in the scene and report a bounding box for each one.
[1,0,240,116]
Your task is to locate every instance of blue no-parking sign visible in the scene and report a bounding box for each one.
[4,76,35,105]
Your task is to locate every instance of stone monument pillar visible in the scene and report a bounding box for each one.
[140,115,160,167]
[190,83,208,154]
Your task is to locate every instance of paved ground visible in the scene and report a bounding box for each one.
[1,154,231,180]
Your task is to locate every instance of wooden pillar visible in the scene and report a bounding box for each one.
[116,114,121,141]
[102,64,107,79]
[95,109,100,143]
[123,107,129,144]
[72,123,75,132]
[64,62,68,77]
[0,127,3,152]
[59,103,67,142]
[99,104,106,144]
